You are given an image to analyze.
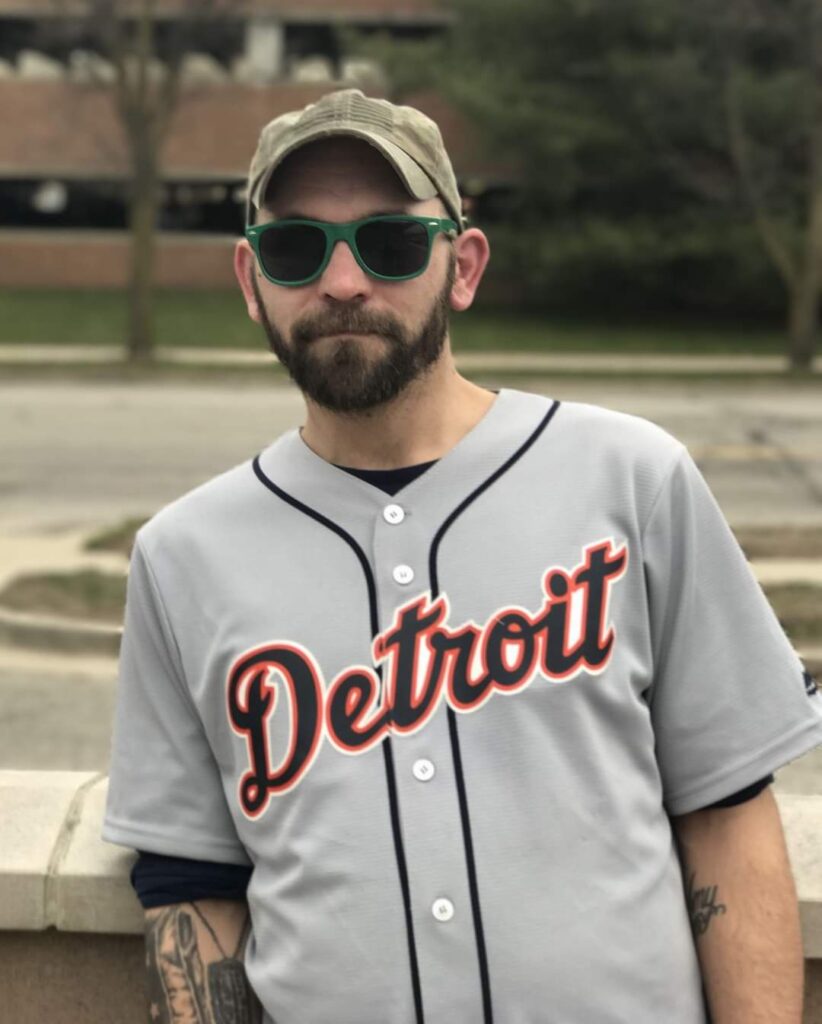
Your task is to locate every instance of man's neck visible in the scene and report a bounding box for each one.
[299,350,496,470]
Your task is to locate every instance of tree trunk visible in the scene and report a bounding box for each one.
[124,0,161,365]
[789,168,822,372]
[788,268,818,371]
[792,0,822,373]
[126,158,159,364]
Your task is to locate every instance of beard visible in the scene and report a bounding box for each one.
[251,254,455,413]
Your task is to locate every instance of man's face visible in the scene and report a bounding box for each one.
[245,138,457,414]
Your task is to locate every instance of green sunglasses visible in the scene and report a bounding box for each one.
[245,214,458,287]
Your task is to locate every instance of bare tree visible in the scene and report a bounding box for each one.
[620,0,822,370]
[51,0,235,362]
[713,0,821,370]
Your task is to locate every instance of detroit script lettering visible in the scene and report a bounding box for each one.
[228,539,628,817]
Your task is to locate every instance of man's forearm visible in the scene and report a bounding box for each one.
[672,788,804,1024]
[145,899,262,1024]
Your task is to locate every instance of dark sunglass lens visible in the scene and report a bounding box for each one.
[356,219,430,278]
[258,224,326,283]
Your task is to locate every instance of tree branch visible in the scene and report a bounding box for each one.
[808,0,822,287]
[723,67,797,287]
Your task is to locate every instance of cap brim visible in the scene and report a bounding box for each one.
[249,127,439,218]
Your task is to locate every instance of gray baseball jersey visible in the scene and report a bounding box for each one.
[104,388,822,1024]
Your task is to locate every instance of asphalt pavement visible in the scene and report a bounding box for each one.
[2,374,822,532]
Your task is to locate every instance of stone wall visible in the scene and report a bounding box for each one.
[0,81,490,181]
[0,231,236,289]
[0,0,447,18]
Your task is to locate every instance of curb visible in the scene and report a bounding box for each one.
[0,607,121,658]
[0,345,819,376]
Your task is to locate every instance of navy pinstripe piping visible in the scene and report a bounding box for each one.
[427,399,562,1024]
[251,455,425,1024]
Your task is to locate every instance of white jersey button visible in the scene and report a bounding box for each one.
[393,564,414,585]
[383,504,405,525]
[412,759,435,782]
[432,898,454,922]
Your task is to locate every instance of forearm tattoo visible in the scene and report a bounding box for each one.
[145,904,258,1023]
[686,870,728,939]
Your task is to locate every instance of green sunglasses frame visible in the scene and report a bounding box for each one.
[245,214,458,287]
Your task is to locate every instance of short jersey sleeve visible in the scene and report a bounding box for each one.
[642,448,822,816]
[102,537,250,864]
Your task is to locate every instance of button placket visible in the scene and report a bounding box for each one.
[373,503,415,588]
[372,509,467,966]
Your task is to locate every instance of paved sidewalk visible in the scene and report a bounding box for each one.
[0,344,818,374]
[752,560,822,585]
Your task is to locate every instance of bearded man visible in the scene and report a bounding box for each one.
[104,90,822,1024]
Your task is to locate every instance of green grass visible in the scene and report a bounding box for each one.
[0,289,257,349]
[453,312,784,354]
[84,516,149,558]
[0,288,787,354]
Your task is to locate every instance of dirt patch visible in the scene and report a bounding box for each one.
[84,517,148,558]
[734,525,822,559]
[762,583,822,643]
[0,570,126,624]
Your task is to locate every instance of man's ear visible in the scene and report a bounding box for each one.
[449,228,491,312]
[234,239,262,323]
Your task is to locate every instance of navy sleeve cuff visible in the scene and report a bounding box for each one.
[131,851,253,909]
[704,774,774,810]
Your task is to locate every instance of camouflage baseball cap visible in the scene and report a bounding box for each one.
[246,89,464,231]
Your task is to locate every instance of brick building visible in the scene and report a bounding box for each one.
[0,0,503,289]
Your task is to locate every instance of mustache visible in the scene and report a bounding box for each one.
[292,306,405,345]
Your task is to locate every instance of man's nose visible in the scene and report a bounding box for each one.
[319,239,372,302]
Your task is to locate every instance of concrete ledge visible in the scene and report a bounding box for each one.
[0,771,97,930]
[0,771,141,935]
[53,775,142,934]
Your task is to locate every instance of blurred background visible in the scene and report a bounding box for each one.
[1,0,822,365]
[0,0,820,785]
